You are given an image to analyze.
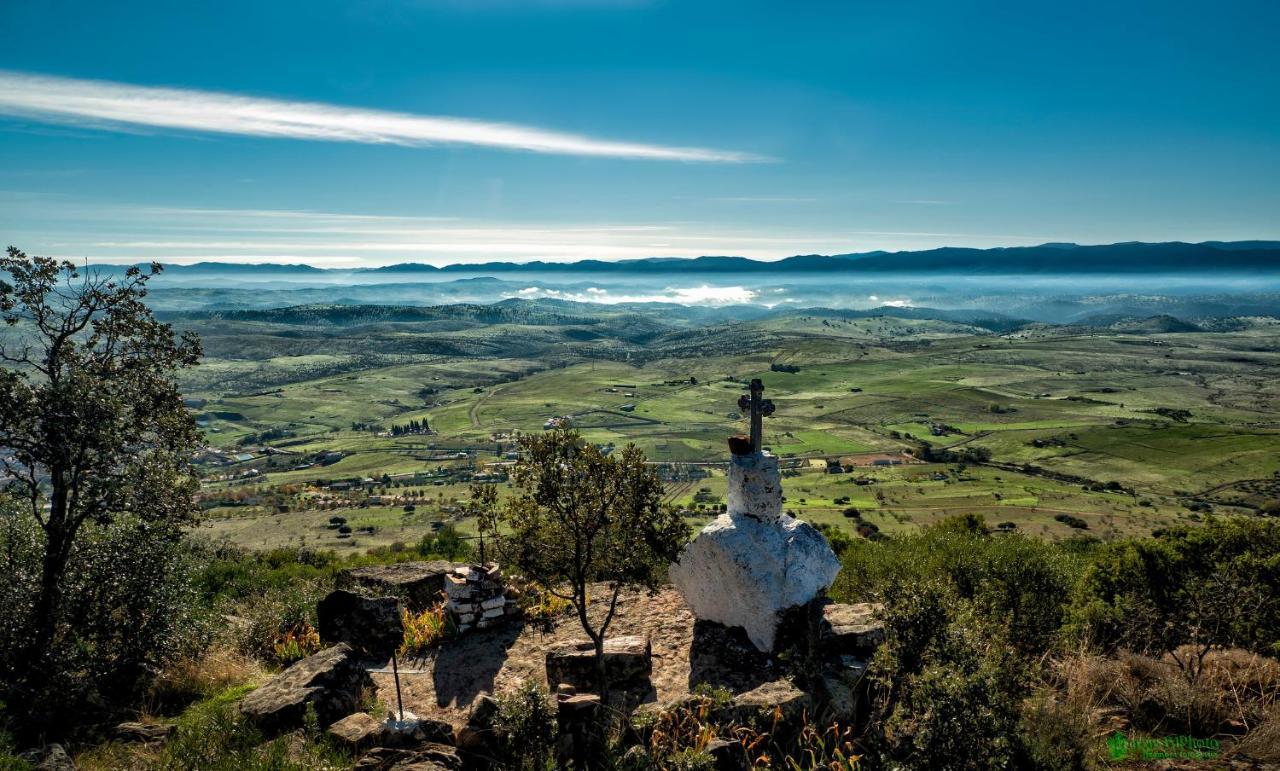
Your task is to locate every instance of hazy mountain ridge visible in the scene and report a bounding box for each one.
[96,240,1280,277]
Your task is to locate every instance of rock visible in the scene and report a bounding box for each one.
[673,449,841,652]
[339,561,456,611]
[455,695,499,753]
[671,510,841,651]
[557,692,602,718]
[546,635,652,689]
[113,721,174,743]
[328,712,387,750]
[729,680,812,728]
[354,744,462,771]
[820,674,858,722]
[706,737,747,771]
[317,589,404,656]
[820,602,885,655]
[23,745,75,771]
[240,643,373,731]
[384,715,454,747]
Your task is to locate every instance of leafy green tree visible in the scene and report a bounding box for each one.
[0,248,202,726]
[482,428,688,701]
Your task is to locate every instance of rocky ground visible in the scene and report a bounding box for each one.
[369,585,698,726]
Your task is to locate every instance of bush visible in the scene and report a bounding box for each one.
[492,680,557,770]
[1068,519,1280,664]
[0,510,204,729]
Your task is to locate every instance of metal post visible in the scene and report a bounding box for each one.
[391,650,405,721]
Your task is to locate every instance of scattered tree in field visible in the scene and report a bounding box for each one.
[0,248,202,729]
[481,428,688,702]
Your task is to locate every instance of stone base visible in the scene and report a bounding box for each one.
[670,512,841,651]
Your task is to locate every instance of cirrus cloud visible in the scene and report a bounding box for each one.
[0,70,762,162]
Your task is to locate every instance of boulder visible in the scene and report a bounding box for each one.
[705,737,747,771]
[546,635,651,689]
[729,679,812,728]
[328,712,387,750]
[240,643,373,731]
[21,745,75,771]
[455,694,499,753]
[113,721,174,743]
[339,561,456,611]
[317,589,403,656]
[671,510,841,651]
[819,602,885,655]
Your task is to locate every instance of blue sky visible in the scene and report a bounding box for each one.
[1,0,1278,266]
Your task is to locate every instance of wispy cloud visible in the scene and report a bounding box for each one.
[0,70,761,162]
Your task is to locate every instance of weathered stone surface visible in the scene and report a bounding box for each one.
[354,744,462,771]
[317,589,404,656]
[327,712,386,750]
[113,721,173,743]
[820,602,885,655]
[455,693,500,753]
[339,561,455,611]
[21,744,75,771]
[729,680,812,728]
[725,452,783,521]
[671,506,841,651]
[546,635,652,689]
[706,737,747,771]
[820,675,858,723]
[240,643,373,731]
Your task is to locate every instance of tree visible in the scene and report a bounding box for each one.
[0,248,202,724]
[482,428,688,703]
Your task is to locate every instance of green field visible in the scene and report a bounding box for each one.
[178,306,1280,551]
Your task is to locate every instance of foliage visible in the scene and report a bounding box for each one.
[271,623,321,666]
[1068,518,1280,676]
[417,524,473,561]
[491,680,557,771]
[482,428,689,696]
[834,514,1086,655]
[627,686,861,770]
[0,248,203,731]
[399,600,453,656]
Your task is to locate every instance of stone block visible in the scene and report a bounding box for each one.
[317,590,403,656]
[338,561,455,611]
[546,635,652,690]
[729,679,811,729]
[240,643,373,731]
[820,602,885,655]
[327,712,386,750]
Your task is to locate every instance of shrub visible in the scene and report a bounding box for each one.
[492,680,557,770]
[1068,519,1280,674]
[271,623,321,666]
[399,601,453,656]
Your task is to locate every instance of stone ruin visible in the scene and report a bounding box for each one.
[444,562,520,633]
[670,378,842,651]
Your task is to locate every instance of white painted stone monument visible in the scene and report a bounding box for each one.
[670,379,841,651]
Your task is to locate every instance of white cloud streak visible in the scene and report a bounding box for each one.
[0,70,761,162]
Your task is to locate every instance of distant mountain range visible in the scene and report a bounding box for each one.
[121,240,1280,276]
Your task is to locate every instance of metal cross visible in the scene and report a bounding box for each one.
[737,378,775,453]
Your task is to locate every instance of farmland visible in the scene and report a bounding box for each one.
[178,301,1280,552]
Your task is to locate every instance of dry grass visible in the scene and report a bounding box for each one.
[146,644,266,716]
[1032,647,1280,765]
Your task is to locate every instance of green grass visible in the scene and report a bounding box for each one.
[183,317,1280,550]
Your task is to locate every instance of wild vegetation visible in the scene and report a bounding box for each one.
[2,248,1279,767]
